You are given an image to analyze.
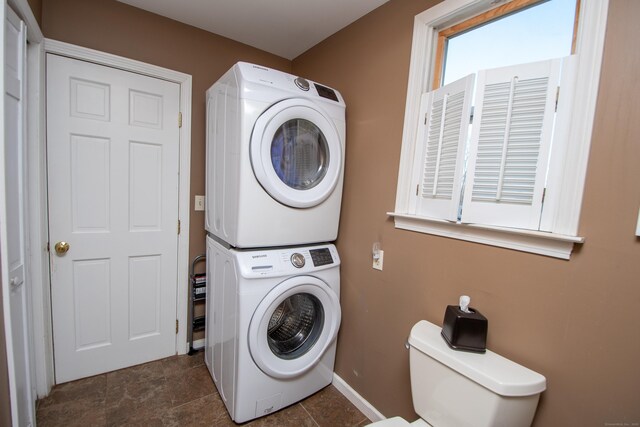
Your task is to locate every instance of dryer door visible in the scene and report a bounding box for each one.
[248,275,341,379]
[250,98,342,208]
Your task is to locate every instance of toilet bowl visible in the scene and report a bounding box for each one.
[368,320,546,427]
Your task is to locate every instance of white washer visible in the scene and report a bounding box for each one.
[204,236,341,423]
[205,62,346,248]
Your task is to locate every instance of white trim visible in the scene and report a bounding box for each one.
[539,0,609,235]
[26,41,53,398]
[37,40,192,384]
[8,0,53,399]
[332,373,385,422]
[1,3,12,420]
[388,212,582,260]
[393,0,609,257]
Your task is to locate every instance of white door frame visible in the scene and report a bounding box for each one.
[22,33,192,395]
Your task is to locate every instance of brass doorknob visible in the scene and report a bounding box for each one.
[54,241,70,255]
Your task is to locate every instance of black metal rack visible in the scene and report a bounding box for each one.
[188,254,206,355]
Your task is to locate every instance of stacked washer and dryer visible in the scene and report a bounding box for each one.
[204,62,346,423]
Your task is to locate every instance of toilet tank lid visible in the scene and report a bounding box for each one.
[409,320,547,397]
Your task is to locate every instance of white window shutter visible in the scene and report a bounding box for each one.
[413,74,474,221]
[461,58,562,230]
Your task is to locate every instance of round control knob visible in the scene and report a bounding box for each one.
[290,253,306,268]
[294,77,310,91]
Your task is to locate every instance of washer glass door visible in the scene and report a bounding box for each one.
[248,276,341,379]
[251,99,342,208]
[268,292,324,359]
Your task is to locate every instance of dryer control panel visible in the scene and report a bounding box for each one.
[235,62,345,108]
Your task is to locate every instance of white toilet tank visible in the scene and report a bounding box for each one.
[408,320,546,427]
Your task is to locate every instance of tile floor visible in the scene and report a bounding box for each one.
[36,351,371,427]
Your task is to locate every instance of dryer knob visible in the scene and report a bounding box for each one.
[294,77,310,91]
[290,253,306,268]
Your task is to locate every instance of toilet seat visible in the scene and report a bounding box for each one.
[368,417,431,427]
[367,417,410,427]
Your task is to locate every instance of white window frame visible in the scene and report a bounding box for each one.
[389,0,610,259]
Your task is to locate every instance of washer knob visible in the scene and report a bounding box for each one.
[294,77,310,91]
[290,253,306,268]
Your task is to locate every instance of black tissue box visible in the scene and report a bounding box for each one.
[441,305,488,353]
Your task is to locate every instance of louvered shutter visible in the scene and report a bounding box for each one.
[461,58,562,229]
[414,74,474,221]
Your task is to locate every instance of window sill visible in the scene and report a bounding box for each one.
[387,212,584,260]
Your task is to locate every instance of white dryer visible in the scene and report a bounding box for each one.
[205,62,346,248]
[204,236,341,423]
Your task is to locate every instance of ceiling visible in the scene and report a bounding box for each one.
[117,0,390,60]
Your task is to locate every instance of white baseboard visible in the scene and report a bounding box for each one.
[332,373,385,422]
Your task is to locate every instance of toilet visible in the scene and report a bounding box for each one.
[369,320,546,427]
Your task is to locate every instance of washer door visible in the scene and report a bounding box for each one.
[250,98,342,208]
[248,276,341,379]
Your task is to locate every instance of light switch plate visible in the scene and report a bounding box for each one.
[195,195,205,211]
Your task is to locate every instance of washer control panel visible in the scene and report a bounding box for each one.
[290,253,306,268]
[235,244,340,277]
[309,248,334,267]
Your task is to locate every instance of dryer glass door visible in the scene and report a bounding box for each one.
[270,119,329,191]
[251,99,342,208]
[248,276,341,379]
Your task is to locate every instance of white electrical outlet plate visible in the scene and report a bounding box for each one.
[373,250,384,271]
[195,195,205,211]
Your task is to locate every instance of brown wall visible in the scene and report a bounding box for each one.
[26,0,42,26]
[292,0,640,425]
[34,0,640,424]
[41,0,291,282]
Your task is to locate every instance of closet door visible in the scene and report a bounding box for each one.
[2,5,34,426]
[47,54,181,383]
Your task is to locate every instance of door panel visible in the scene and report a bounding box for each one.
[2,6,34,426]
[47,54,181,383]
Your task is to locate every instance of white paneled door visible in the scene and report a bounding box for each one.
[47,54,181,383]
[3,6,34,426]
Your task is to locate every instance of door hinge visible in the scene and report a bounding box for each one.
[555,87,560,112]
[542,187,547,203]
[178,112,183,128]
[178,220,181,235]
[176,319,179,334]
[416,184,419,196]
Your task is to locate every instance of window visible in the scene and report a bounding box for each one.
[390,0,610,259]
[436,0,577,88]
